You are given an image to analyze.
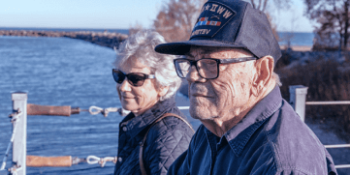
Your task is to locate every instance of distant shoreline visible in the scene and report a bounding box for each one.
[0,27,129,35]
[0,30,128,49]
[1,28,315,49]
[280,45,312,52]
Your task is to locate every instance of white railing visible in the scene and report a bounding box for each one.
[5,88,350,174]
[306,101,350,105]
[3,92,194,175]
[3,92,28,175]
[290,85,350,169]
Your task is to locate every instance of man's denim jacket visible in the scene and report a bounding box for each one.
[168,86,337,175]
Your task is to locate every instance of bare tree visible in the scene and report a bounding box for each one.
[249,0,291,13]
[129,22,143,35]
[305,0,350,50]
[153,0,207,42]
[153,0,289,42]
[245,0,291,41]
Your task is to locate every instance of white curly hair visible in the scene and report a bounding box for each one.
[113,30,182,101]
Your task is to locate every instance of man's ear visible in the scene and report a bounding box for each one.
[252,56,274,95]
[158,86,170,98]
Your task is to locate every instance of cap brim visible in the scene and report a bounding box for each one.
[155,39,246,55]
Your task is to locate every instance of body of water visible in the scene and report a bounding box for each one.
[278,32,315,46]
[0,27,129,35]
[0,27,315,47]
[0,36,199,175]
[0,36,121,175]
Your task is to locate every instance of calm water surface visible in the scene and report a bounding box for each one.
[0,36,198,175]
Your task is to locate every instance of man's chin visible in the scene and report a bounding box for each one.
[189,106,217,120]
[189,95,210,104]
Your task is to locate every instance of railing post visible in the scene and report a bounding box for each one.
[11,92,27,175]
[289,85,308,122]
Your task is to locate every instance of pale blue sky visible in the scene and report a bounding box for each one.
[0,0,314,32]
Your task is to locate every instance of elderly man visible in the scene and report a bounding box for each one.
[155,0,337,174]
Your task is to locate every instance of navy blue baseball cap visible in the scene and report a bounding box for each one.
[155,0,281,63]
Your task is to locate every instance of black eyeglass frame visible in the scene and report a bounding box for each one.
[173,57,257,79]
[112,69,155,87]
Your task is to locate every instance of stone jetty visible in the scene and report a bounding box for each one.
[0,30,128,49]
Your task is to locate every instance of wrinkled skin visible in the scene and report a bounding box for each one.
[185,47,277,136]
[187,47,257,121]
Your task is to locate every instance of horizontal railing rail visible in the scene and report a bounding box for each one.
[325,144,350,148]
[306,101,350,105]
[178,106,190,110]
[335,164,350,169]
[4,88,350,174]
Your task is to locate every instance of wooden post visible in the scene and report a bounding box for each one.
[289,85,308,122]
[11,92,27,175]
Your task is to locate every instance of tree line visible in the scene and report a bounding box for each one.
[131,0,347,51]
[305,0,350,50]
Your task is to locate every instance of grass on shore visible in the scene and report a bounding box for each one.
[276,52,350,142]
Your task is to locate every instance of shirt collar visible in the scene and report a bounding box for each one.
[119,98,177,139]
[223,86,282,156]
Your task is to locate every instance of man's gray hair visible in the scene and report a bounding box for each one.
[113,30,182,101]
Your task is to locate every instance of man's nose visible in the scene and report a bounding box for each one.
[186,64,206,82]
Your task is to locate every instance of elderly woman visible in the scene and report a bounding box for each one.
[112,30,194,175]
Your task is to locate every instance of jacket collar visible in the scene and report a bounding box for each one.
[204,86,282,156]
[119,97,177,139]
[226,86,282,156]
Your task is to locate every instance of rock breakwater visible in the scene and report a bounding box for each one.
[0,30,128,49]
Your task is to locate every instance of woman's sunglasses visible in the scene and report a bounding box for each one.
[112,69,155,87]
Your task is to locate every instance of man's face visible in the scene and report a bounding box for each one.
[186,47,257,121]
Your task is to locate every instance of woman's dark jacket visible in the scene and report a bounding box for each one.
[114,98,194,175]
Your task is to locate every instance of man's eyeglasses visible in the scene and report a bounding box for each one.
[173,57,257,79]
[112,69,155,87]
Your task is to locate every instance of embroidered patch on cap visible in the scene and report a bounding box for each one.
[190,2,235,39]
